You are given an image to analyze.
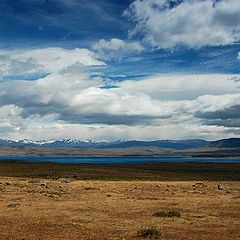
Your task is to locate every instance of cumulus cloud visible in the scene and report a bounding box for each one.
[92,38,144,60]
[123,0,240,49]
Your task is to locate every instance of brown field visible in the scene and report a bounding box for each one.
[0,161,240,240]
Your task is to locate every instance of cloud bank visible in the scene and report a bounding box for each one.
[1,47,240,140]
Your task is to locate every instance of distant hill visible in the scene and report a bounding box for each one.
[102,139,208,150]
[0,138,239,150]
[208,138,240,148]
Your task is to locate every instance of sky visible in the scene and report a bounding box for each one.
[0,0,240,141]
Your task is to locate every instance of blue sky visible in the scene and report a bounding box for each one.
[0,0,240,140]
[0,0,132,48]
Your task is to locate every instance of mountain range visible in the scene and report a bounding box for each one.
[0,138,239,150]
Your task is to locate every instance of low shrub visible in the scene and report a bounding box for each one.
[138,227,161,239]
[153,210,181,218]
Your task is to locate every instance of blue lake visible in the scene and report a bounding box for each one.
[0,155,240,164]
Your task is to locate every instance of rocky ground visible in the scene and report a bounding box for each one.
[0,177,239,240]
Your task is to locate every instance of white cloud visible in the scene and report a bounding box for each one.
[0,105,26,136]
[92,38,144,60]
[123,0,240,49]
[0,48,105,78]
[116,74,240,100]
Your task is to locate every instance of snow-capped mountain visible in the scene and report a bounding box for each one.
[17,139,55,145]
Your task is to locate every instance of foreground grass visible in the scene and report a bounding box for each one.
[0,177,239,240]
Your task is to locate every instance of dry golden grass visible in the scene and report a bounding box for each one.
[0,177,240,240]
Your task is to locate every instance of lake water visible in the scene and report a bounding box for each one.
[0,155,240,164]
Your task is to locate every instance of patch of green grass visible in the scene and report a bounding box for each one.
[153,210,181,218]
[138,227,161,239]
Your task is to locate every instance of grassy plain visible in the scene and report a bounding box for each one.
[0,161,239,240]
